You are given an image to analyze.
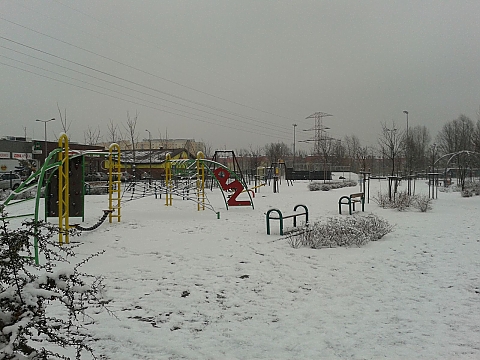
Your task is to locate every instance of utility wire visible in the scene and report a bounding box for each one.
[0,49,291,137]
[0,61,293,142]
[0,16,296,124]
[50,0,308,113]
[0,33,292,133]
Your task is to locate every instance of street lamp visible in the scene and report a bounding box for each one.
[403,110,409,174]
[292,123,297,169]
[36,118,55,164]
[145,129,152,182]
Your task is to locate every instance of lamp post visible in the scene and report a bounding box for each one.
[403,110,409,174]
[292,123,297,169]
[35,118,55,164]
[145,129,152,183]
[432,143,436,172]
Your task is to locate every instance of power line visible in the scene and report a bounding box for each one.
[0,61,293,142]
[0,16,296,123]
[0,48,291,137]
[0,34,293,134]
[49,0,309,113]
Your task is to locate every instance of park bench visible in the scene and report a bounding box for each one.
[338,192,365,215]
[266,204,309,235]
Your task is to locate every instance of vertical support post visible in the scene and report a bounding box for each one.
[165,153,172,206]
[108,143,122,223]
[58,134,69,245]
[196,151,205,211]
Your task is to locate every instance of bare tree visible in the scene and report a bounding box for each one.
[407,125,431,173]
[378,121,403,176]
[264,142,291,164]
[123,111,139,178]
[84,125,101,145]
[57,103,71,137]
[199,139,213,158]
[330,139,346,167]
[248,144,263,171]
[106,119,122,144]
[436,114,474,155]
[472,120,480,172]
[317,135,337,173]
[344,135,362,172]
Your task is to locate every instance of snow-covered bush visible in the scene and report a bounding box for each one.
[395,191,414,211]
[412,195,433,212]
[373,191,390,209]
[373,191,433,212]
[308,181,357,191]
[1,188,41,202]
[462,180,480,197]
[286,214,393,249]
[0,213,108,359]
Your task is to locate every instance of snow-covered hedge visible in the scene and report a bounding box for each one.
[308,181,357,191]
[286,214,393,249]
[0,213,109,359]
[373,191,433,212]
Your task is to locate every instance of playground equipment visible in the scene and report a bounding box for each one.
[266,160,293,193]
[338,193,365,215]
[1,142,254,263]
[162,151,254,211]
[1,136,122,264]
[435,150,480,191]
[266,204,309,235]
[108,143,122,223]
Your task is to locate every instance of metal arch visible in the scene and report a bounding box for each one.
[435,150,480,182]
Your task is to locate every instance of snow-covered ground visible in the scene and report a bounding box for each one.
[8,175,480,359]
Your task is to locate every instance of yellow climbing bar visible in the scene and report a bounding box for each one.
[58,134,69,245]
[108,143,121,223]
[196,151,205,211]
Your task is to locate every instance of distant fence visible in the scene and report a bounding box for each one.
[286,168,331,181]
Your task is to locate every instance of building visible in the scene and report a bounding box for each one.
[97,138,205,157]
[0,137,35,175]
[120,148,195,179]
[1,136,106,176]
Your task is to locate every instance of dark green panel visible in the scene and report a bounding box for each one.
[46,156,84,218]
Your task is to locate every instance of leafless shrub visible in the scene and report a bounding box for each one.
[461,189,473,197]
[374,190,434,212]
[463,180,480,196]
[413,194,433,212]
[287,214,393,249]
[395,191,414,211]
[372,191,391,208]
[0,212,110,359]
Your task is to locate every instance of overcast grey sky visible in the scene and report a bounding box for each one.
[1,0,479,152]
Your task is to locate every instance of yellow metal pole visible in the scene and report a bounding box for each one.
[108,143,121,223]
[165,153,172,206]
[58,134,69,245]
[196,151,205,211]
